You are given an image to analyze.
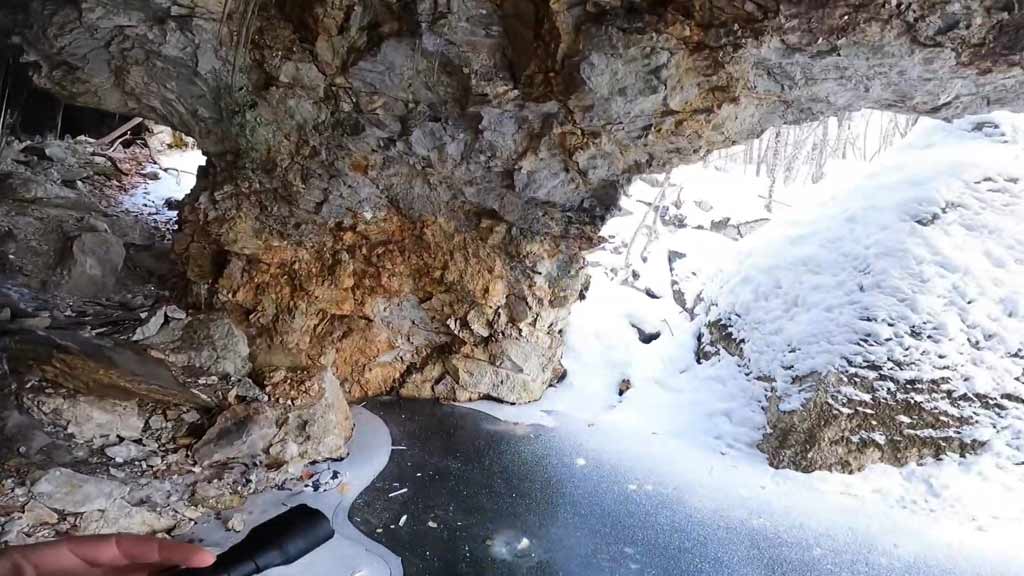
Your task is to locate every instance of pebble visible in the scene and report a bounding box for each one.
[145,456,162,467]
[225,514,245,532]
[23,501,58,526]
[175,436,196,447]
[103,441,149,462]
[171,520,195,536]
[148,414,167,429]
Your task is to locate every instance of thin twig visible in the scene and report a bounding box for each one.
[623,175,669,281]
[0,58,11,160]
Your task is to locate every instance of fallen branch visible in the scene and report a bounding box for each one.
[102,133,132,154]
[95,116,144,148]
[89,150,130,175]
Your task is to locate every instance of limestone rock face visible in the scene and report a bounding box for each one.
[758,372,981,474]
[7,0,1024,403]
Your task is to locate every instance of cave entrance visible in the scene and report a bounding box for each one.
[598,108,921,299]
[1,54,206,300]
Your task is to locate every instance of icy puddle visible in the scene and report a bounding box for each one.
[348,399,1006,576]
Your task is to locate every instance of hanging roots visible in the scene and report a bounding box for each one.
[220,0,263,89]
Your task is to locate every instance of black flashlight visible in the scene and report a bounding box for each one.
[174,504,335,576]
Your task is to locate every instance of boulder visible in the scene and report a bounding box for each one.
[194,368,353,470]
[31,468,128,513]
[191,402,277,466]
[266,369,354,470]
[51,232,125,298]
[153,313,251,377]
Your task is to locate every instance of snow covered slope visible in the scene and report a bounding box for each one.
[465,111,1024,572]
[701,112,1024,472]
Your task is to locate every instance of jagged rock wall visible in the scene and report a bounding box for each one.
[5,0,1024,402]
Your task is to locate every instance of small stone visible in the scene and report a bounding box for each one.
[132,307,166,341]
[83,217,111,233]
[225,514,245,532]
[31,468,128,513]
[103,441,149,461]
[143,170,163,180]
[171,519,195,536]
[165,305,187,320]
[58,166,92,183]
[427,521,438,528]
[181,507,203,520]
[145,456,162,467]
[181,410,200,423]
[22,501,58,526]
[1,517,28,545]
[148,414,167,429]
[175,436,196,447]
[0,307,11,322]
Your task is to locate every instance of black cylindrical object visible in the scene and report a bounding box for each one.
[176,504,334,576]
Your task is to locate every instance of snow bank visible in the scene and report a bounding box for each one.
[702,113,1024,402]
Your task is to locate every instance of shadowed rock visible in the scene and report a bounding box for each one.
[1,329,214,408]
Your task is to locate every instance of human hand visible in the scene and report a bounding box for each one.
[0,534,216,576]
